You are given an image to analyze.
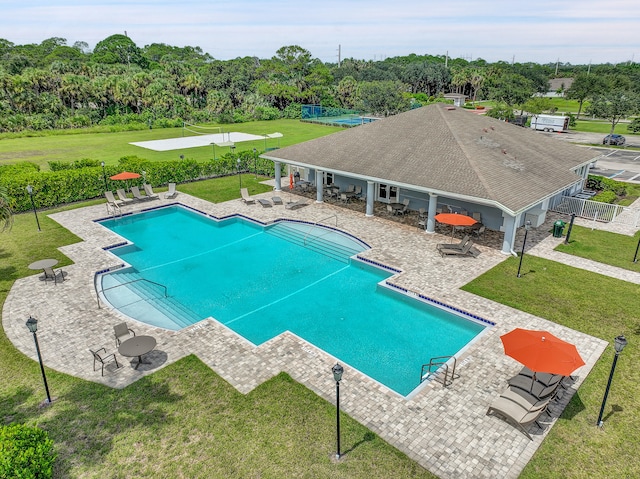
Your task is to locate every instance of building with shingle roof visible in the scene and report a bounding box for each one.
[263,104,599,254]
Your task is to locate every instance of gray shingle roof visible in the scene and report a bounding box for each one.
[266,104,599,214]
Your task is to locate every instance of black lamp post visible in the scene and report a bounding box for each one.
[253,148,258,179]
[597,335,627,427]
[26,317,52,405]
[26,185,41,232]
[100,161,108,191]
[332,363,344,460]
[633,236,640,263]
[516,220,531,278]
[236,156,242,190]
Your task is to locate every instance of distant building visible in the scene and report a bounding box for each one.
[545,78,574,97]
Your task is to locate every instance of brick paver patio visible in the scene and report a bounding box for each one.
[4,191,610,479]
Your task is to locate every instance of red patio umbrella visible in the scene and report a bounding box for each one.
[109,171,141,181]
[434,213,477,241]
[500,328,585,378]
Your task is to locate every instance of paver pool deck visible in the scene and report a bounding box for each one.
[4,191,610,479]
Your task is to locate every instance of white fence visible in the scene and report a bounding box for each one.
[550,195,632,224]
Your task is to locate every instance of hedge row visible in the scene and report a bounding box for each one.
[0,152,276,213]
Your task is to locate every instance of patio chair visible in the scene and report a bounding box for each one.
[165,183,178,199]
[285,199,309,210]
[105,191,123,207]
[437,239,480,258]
[486,393,549,440]
[472,212,482,223]
[471,225,486,239]
[90,347,121,376]
[436,235,471,252]
[114,322,136,347]
[346,184,355,193]
[43,266,65,284]
[340,193,350,204]
[508,374,564,401]
[240,187,255,204]
[143,184,159,200]
[257,198,272,207]
[272,196,283,205]
[116,189,133,203]
[131,186,149,201]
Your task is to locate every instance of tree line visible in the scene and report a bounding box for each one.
[1,35,639,133]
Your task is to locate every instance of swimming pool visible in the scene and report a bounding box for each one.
[99,205,489,396]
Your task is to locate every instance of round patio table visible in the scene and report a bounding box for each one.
[28,258,58,270]
[118,335,157,370]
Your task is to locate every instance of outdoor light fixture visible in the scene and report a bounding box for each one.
[25,185,41,232]
[25,316,52,405]
[236,157,242,190]
[597,335,627,427]
[253,148,258,179]
[100,161,108,191]
[516,220,531,278]
[332,363,344,460]
[634,236,640,263]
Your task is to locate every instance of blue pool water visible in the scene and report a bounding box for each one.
[99,206,487,396]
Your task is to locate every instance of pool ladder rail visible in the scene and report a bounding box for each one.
[420,356,458,387]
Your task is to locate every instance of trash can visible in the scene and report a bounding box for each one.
[552,220,566,238]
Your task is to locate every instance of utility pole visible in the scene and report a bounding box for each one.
[555,58,559,75]
[445,51,448,68]
[337,44,341,68]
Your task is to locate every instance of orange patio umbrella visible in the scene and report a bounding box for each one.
[434,213,477,241]
[289,173,294,190]
[500,328,585,378]
[109,171,141,181]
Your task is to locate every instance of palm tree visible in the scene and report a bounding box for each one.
[0,185,13,232]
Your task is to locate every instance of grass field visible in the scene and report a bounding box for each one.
[0,120,342,170]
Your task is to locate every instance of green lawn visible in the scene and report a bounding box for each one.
[463,234,640,478]
[0,194,438,479]
[556,226,640,270]
[0,119,342,170]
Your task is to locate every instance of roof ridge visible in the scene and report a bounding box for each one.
[437,105,496,200]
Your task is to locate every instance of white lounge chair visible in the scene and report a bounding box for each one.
[143,184,159,200]
[105,191,123,207]
[116,189,133,203]
[130,186,148,201]
[165,183,178,199]
[240,188,255,204]
[285,199,309,210]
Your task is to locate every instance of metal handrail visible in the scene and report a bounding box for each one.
[95,278,168,309]
[420,355,457,387]
[106,201,121,217]
[303,214,338,246]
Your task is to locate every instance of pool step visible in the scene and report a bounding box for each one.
[266,222,364,263]
[101,270,202,330]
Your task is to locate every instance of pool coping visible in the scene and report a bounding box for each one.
[4,192,608,479]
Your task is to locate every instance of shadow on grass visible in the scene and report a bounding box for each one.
[601,404,624,423]
[559,391,585,420]
[342,431,377,456]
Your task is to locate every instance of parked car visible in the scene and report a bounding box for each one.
[603,134,626,146]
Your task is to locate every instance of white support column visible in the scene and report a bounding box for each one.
[365,181,375,217]
[315,170,324,203]
[274,161,282,192]
[501,213,518,255]
[426,193,438,233]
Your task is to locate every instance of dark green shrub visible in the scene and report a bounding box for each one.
[628,117,640,133]
[591,190,617,203]
[0,423,55,479]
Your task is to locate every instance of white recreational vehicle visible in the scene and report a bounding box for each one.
[530,114,569,132]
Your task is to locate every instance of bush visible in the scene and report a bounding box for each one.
[628,117,640,133]
[0,423,56,479]
[591,190,617,203]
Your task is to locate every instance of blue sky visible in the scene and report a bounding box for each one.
[2,0,639,64]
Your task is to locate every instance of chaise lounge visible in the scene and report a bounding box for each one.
[257,198,272,207]
[240,188,255,204]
